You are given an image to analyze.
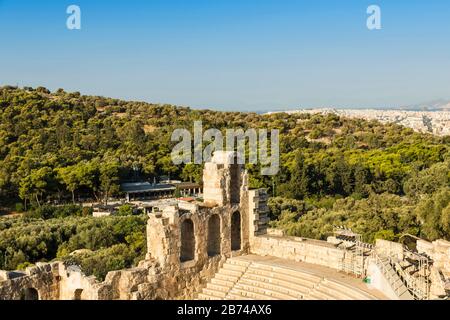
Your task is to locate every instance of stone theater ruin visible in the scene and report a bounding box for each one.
[0,151,449,300]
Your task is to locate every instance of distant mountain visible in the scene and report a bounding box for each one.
[401,99,450,111]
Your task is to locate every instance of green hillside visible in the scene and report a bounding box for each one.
[1,85,450,274]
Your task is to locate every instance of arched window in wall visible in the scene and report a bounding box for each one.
[180,219,195,262]
[207,214,221,257]
[21,288,39,300]
[231,211,241,251]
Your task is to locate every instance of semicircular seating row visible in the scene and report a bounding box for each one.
[196,257,377,300]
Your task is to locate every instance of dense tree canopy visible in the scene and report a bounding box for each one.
[1,86,448,207]
[1,85,450,277]
[0,208,146,279]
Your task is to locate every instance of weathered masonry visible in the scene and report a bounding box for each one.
[0,151,269,300]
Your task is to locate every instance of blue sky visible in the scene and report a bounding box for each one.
[0,0,449,111]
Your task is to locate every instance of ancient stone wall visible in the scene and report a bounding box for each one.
[0,263,60,300]
[417,239,450,295]
[374,239,405,261]
[0,261,119,300]
[247,189,269,238]
[203,151,247,207]
[142,204,235,299]
[417,239,450,277]
[250,235,347,270]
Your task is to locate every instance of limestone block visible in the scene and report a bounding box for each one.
[417,239,434,255]
[429,266,448,298]
[375,239,404,260]
[433,239,450,252]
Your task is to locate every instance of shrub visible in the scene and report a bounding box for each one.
[25,205,84,219]
[0,214,147,274]
[373,229,396,241]
[15,203,24,212]
[117,204,134,216]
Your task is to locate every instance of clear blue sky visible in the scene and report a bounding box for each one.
[0,0,449,111]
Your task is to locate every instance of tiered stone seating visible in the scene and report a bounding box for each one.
[196,259,250,300]
[233,263,321,299]
[197,256,378,300]
[305,279,375,300]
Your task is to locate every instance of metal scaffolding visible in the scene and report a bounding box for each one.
[333,227,367,277]
[333,226,432,299]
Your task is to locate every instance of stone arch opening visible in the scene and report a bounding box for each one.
[21,287,39,300]
[74,289,83,300]
[230,155,241,204]
[207,214,221,257]
[231,211,241,251]
[180,218,195,262]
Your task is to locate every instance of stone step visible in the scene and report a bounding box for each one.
[206,283,230,293]
[228,288,278,300]
[202,288,227,298]
[227,259,251,267]
[215,273,240,283]
[240,273,310,296]
[238,278,304,299]
[305,290,333,300]
[233,282,297,300]
[246,267,318,289]
[222,263,248,272]
[211,278,235,288]
[304,292,323,300]
[219,268,243,278]
[225,293,253,300]
[314,285,356,300]
[250,263,322,283]
[322,280,374,300]
[197,293,221,300]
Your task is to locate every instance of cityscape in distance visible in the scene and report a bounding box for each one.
[268,99,450,136]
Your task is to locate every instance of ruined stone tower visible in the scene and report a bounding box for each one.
[202,151,246,207]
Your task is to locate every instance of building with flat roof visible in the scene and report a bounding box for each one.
[121,182,176,202]
[121,181,203,202]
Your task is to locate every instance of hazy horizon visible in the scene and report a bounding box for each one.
[3,83,450,113]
